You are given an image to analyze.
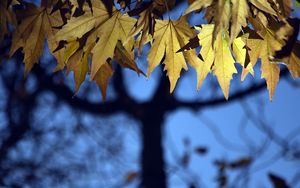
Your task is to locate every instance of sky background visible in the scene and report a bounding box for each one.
[121,57,300,188]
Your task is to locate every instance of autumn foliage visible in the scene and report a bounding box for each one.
[1,0,300,100]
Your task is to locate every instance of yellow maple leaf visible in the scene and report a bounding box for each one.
[91,11,136,79]
[213,0,231,42]
[249,0,277,15]
[260,32,281,101]
[230,0,248,41]
[283,41,300,79]
[213,30,237,99]
[128,8,154,55]
[63,40,81,64]
[240,32,262,81]
[56,1,140,89]
[94,62,114,100]
[193,25,215,90]
[184,0,244,42]
[242,28,284,100]
[54,0,141,97]
[66,49,89,93]
[185,0,279,45]
[184,0,213,15]
[193,24,248,98]
[148,16,202,93]
[64,31,100,93]
[64,35,99,94]
[232,34,247,67]
[55,0,109,41]
[115,41,144,75]
[179,24,248,97]
[55,0,136,85]
[10,2,65,75]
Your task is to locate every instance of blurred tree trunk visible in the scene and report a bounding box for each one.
[139,73,171,188]
[140,108,166,188]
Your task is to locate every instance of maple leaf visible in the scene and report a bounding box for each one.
[115,41,144,75]
[55,0,139,96]
[63,40,81,64]
[232,34,247,67]
[242,28,284,100]
[213,30,237,99]
[66,43,90,93]
[212,0,231,41]
[283,41,300,79]
[249,0,277,15]
[9,1,65,75]
[56,0,137,77]
[242,15,293,100]
[148,16,202,92]
[192,25,215,90]
[230,0,248,41]
[182,24,247,98]
[128,0,177,56]
[63,33,97,94]
[95,61,114,100]
[260,31,281,100]
[55,0,109,41]
[90,11,136,79]
[184,0,212,15]
[185,0,278,44]
[128,7,154,55]
[241,30,262,80]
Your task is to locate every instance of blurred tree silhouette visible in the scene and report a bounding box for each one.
[1,1,300,188]
[1,38,300,188]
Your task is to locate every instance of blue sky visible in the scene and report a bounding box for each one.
[122,60,300,188]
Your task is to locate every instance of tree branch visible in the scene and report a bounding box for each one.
[32,65,138,117]
[30,65,292,118]
[168,68,290,112]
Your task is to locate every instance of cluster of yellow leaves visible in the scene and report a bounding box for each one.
[54,0,140,98]
[2,0,300,100]
[191,25,244,99]
[183,0,298,100]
